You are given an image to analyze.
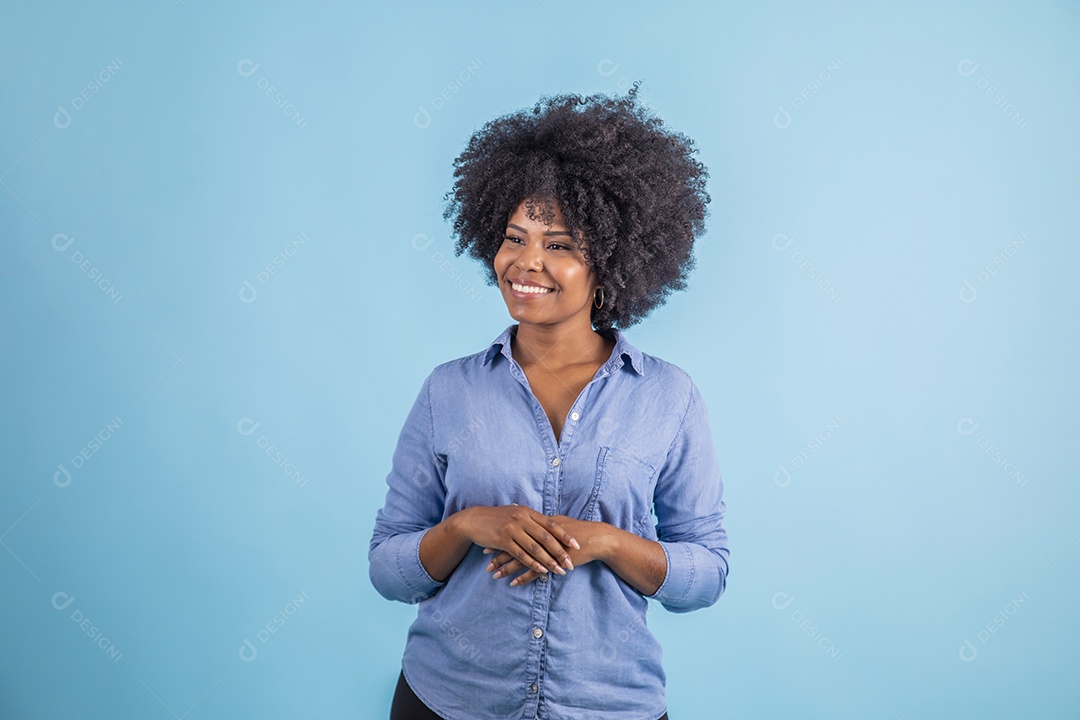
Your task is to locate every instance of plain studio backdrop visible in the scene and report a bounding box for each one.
[2,1,1078,718]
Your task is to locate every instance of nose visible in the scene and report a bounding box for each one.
[514,239,543,271]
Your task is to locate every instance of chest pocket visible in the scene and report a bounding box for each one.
[585,446,657,536]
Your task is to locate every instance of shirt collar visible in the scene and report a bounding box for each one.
[482,323,645,376]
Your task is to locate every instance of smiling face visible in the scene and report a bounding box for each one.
[494,199,599,329]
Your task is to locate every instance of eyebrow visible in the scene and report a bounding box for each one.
[506,223,573,237]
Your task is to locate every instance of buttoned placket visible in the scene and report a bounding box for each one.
[504,349,617,718]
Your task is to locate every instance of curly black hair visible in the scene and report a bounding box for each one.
[442,80,711,331]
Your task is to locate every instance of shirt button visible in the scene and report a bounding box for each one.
[529,683,538,693]
[551,457,560,467]
[539,573,549,582]
[532,627,544,639]
[571,412,580,421]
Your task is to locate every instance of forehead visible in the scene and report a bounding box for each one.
[507,198,567,227]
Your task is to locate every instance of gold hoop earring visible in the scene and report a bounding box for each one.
[593,286,604,309]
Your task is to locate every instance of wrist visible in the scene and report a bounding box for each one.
[595,522,622,564]
[447,507,471,543]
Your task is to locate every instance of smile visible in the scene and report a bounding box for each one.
[509,281,553,295]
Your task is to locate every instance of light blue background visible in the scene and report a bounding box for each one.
[3,1,1077,718]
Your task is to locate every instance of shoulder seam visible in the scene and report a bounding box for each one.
[663,370,695,460]
[423,374,436,455]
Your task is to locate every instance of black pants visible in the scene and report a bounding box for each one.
[391,670,669,719]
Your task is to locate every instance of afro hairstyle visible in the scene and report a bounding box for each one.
[442,80,711,331]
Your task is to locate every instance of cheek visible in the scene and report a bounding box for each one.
[560,266,592,294]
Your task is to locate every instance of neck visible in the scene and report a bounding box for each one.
[511,318,612,369]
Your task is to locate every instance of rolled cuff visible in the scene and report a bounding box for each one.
[369,527,446,604]
[646,540,727,613]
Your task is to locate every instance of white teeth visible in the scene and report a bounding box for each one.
[511,282,552,294]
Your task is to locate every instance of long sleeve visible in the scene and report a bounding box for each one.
[646,376,730,613]
[371,324,725,718]
[368,374,448,604]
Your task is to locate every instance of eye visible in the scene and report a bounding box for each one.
[503,235,523,244]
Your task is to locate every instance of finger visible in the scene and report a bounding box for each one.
[505,539,553,576]
[486,551,515,573]
[491,557,524,580]
[514,531,566,575]
[509,568,541,586]
[543,515,581,551]
[528,516,574,572]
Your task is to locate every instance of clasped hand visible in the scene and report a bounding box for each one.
[455,504,614,587]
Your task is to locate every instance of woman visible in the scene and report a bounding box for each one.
[369,81,729,720]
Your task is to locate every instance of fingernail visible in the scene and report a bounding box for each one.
[510,578,519,586]
[554,566,566,575]
[492,570,502,579]
[539,566,548,574]
[483,548,493,555]
[486,562,494,572]
[565,559,574,571]
[571,538,581,550]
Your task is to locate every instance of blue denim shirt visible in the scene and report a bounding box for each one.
[369,323,730,720]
